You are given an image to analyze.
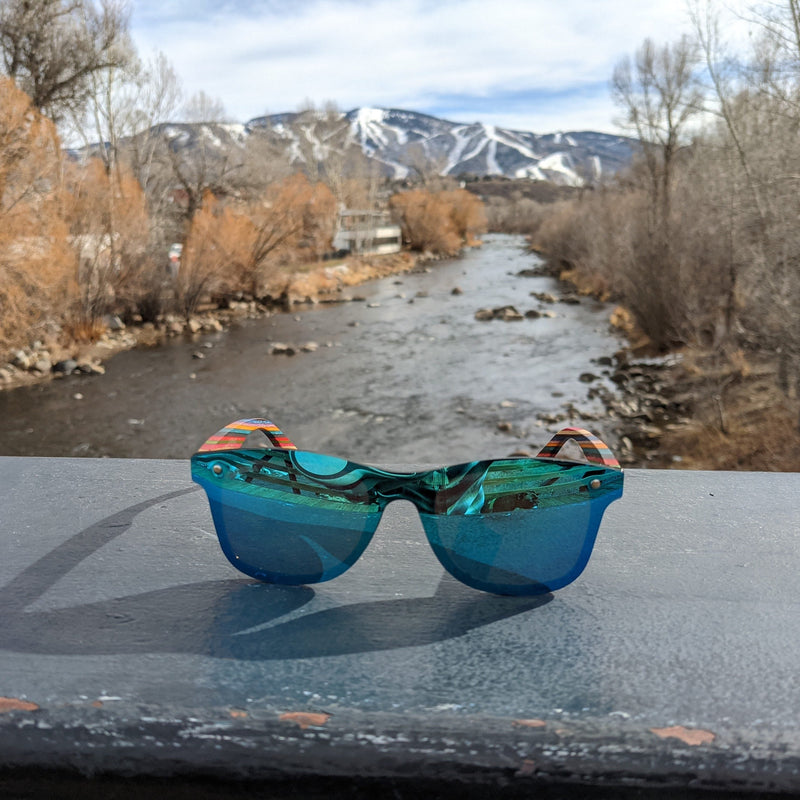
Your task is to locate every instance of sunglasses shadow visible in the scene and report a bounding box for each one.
[0,489,551,661]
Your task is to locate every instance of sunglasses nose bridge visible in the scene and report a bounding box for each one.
[369,467,442,517]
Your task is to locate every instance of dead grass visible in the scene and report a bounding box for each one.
[270,253,417,303]
[657,353,800,472]
[560,267,612,302]
[62,318,108,343]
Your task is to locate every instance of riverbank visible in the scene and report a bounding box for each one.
[531,245,800,472]
[0,235,633,462]
[0,252,420,393]
[8,234,795,471]
[607,348,800,471]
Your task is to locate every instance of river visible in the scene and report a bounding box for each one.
[0,235,624,463]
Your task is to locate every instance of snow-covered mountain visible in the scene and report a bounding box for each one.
[109,108,635,187]
[246,107,636,185]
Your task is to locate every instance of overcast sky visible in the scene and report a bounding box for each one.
[129,0,735,134]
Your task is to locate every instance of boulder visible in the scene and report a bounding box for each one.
[53,359,79,375]
[32,356,52,374]
[105,314,126,331]
[76,361,105,375]
[11,350,30,370]
[497,306,523,321]
[474,305,524,322]
[270,343,296,356]
[516,268,544,278]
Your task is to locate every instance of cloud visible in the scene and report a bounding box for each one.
[129,0,715,132]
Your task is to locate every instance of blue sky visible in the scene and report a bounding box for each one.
[129,0,736,134]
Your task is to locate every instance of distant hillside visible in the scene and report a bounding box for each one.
[246,107,637,185]
[75,108,637,189]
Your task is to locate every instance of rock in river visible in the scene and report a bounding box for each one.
[475,305,524,322]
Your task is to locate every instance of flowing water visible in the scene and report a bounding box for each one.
[0,235,623,463]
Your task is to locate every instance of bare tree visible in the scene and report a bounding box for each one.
[611,36,702,226]
[691,1,800,371]
[405,141,450,189]
[64,45,187,320]
[124,52,182,196]
[181,89,228,124]
[0,0,131,123]
[607,36,706,349]
[239,124,293,198]
[156,91,245,233]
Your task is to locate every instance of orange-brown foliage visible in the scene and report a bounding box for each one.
[177,193,231,318]
[389,188,485,254]
[440,188,488,244]
[0,78,74,352]
[181,174,337,308]
[63,157,152,328]
[245,173,336,281]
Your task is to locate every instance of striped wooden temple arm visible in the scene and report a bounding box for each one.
[195,418,297,453]
[536,427,621,469]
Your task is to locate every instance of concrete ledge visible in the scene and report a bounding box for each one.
[1,457,798,796]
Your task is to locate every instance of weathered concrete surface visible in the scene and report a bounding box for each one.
[0,457,798,796]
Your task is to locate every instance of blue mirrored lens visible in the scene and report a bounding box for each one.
[192,450,382,584]
[422,501,597,595]
[422,459,623,595]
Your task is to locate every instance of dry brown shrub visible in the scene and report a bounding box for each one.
[0,78,75,353]
[63,158,153,327]
[439,188,487,244]
[235,174,336,297]
[61,317,108,343]
[389,189,462,255]
[177,193,232,318]
[532,177,742,352]
[530,199,591,272]
[180,175,337,312]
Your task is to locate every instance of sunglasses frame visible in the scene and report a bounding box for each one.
[192,419,623,595]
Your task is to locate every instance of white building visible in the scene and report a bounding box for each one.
[332,210,402,256]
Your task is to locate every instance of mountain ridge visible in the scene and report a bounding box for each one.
[242,106,636,185]
[91,107,637,188]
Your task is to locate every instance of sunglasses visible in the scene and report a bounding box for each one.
[191,419,623,596]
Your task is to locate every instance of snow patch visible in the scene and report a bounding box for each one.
[538,152,581,186]
[514,164,546,180]
[444,125,474,174]
[486,139,500,174]
[355,107,387,127]
[221,123,246,141]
